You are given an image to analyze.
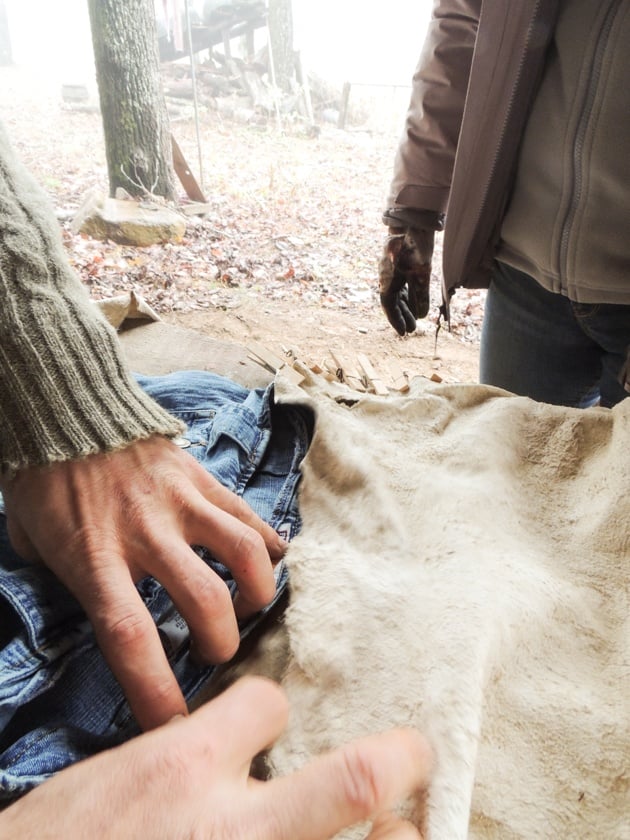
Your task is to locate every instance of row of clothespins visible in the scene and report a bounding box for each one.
[247,341,443,395]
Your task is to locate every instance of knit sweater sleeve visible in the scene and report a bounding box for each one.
[0,123,184,476]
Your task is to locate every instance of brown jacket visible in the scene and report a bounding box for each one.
[388,0,630,387]
[389,0,630,301]
[388,0,561,300]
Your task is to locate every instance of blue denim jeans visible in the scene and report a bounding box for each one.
[0,371,312,802]
[480,261,630,408]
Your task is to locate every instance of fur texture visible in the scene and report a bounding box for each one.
[211,373,630,840]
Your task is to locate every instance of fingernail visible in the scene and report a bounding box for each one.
[165,712,188,728]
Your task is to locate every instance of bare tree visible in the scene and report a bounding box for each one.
[267,0,294,93]
[0,0,12,66]
[87,0,176,200]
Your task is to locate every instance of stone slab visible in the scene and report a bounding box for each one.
[118,320,273,389]
[72,192,186,246]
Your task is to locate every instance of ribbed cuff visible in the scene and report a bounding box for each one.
[382,207,445,231]
[0,298,185,476]
[0,121,185,476]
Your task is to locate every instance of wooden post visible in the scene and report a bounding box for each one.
[338,82,351,130]
[296,50,314,126]
[245,24,255,59]
[171,135,206,202]
[222,29,231,58]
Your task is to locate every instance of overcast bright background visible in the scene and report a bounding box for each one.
[3,0,432,89]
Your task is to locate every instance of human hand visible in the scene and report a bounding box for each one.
[378,228,435,336]
[0,436,287,730]
[369,813,425,839]
[0,677,430,839]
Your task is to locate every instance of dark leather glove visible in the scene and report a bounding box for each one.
[378,208,444,336]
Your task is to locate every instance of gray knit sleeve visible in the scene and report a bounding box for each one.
[0,123,184,476]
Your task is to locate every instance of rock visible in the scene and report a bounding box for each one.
[72,191,186,246]
[61,84,89,103]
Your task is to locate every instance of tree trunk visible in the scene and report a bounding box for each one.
[0,0,12,66]
[87,0,176,200]
[267,0,294,94]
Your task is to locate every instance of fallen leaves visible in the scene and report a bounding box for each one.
[4,71,485,356]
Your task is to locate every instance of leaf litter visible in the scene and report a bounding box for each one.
[1,67,484,386]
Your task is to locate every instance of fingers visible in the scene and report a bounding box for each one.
[2,440,289,732]
[171,463,284,624]
[262,727,432,840]
[407,269,431,320]
[177,677,289,773]
[379,229,431,334]
[0,674,429,840]
[368,812,423,839]
[381,295,408,336]
[82,569,188,730]
[399,296,419,332]
[179,494,278,610]
[381,293,418,335]
[184,455,288,560]
[150,492,280,661]
[152,541,241,664]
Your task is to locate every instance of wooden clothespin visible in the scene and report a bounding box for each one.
[247,341,306,386]
[357,354,389,396]
[387,361,411,393]
[328,349,366,391]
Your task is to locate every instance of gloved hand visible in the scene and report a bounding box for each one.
[378,208,444,336]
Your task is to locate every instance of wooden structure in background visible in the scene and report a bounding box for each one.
[158,2,266,63]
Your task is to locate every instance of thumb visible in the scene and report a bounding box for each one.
[366,812,423,839]
[262,728,432,840]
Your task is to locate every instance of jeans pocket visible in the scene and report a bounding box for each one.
[179,404,267,494]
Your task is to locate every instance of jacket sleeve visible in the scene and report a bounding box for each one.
[386,0,481,214]
[0,123,184,477]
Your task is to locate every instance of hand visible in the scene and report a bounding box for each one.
[0,677,431,839]
[0,436,288,730]
[379,227,435,336]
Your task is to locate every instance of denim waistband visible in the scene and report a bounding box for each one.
[0,371,312,801]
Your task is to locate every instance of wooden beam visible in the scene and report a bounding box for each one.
[171,135,206,202]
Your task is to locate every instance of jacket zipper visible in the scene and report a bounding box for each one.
[557,0,622,282]
[479,1,543,251]
[444,0,549,316]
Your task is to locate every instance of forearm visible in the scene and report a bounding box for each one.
[0,123,183,476]
[387,0,481,212]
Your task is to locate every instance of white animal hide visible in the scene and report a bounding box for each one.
[212,373,630,840]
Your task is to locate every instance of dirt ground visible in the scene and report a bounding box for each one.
[164,295,481,387]
[0,64,483,388]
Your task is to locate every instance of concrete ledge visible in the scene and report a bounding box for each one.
[118,320,273,389]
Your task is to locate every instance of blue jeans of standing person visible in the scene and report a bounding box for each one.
[0,371,312,803]
[480,261,630,408]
